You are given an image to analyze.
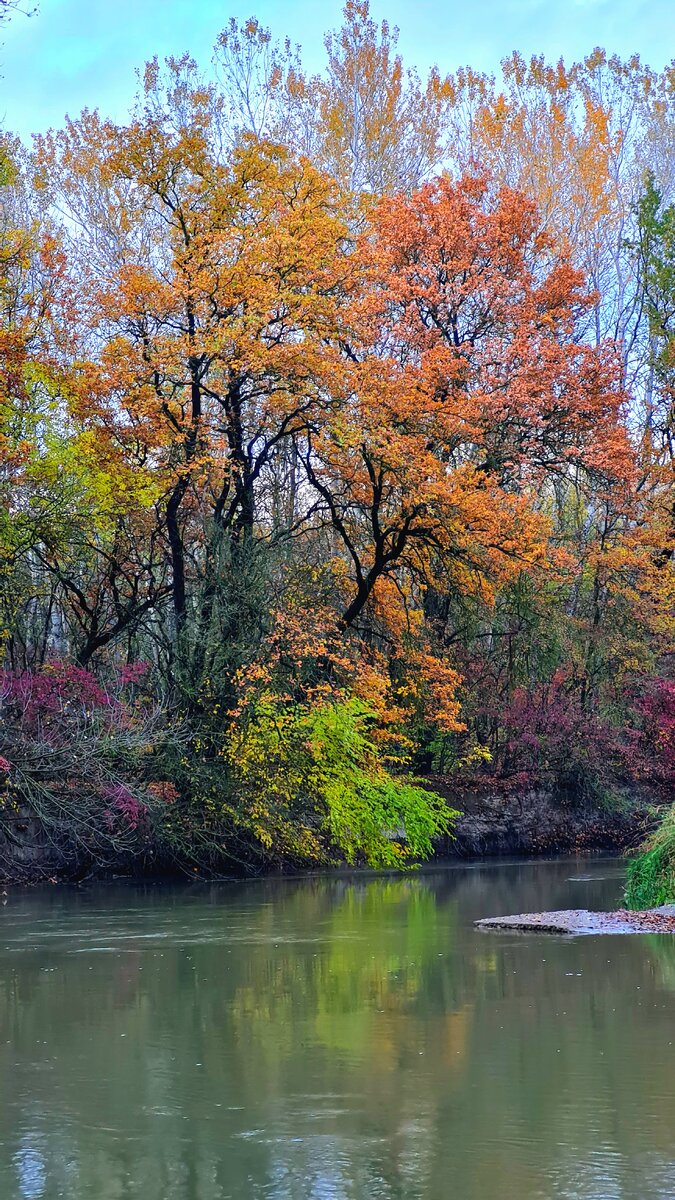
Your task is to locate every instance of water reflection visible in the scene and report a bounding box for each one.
[14,1142,46,1200]
[0,860,674,1198]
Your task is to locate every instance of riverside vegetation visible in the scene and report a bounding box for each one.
[0,3,672,887]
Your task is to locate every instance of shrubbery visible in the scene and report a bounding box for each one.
[0,663,455,878]
[0,663,170,878]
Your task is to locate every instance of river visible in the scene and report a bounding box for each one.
[1,858,674,1199]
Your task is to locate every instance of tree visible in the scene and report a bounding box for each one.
[636,172,675,469]
[304,176,632,637]
[0,1,32,25]
[213,3,453,195]
[315,0,453,194]
[37,70,360,689]
[441,50,665,392]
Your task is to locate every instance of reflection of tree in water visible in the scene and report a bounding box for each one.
[0,876,470,1200]
[645,934,675,993]
[0,865,674,1198]
[229,879,471,1061]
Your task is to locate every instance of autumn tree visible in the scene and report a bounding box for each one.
[0,138,93,664]
[213,3,453,195]
[303,177,632,638]
[36,63,362,692]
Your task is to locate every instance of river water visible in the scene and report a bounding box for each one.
[1,858,674,1199]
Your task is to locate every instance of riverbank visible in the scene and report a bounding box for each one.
[0,782,659,885]
[432,781,656,860]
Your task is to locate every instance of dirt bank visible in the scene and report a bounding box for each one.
[430,781,656,859]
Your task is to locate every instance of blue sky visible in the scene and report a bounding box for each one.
[0,0,672,143]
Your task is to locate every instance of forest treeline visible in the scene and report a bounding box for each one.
[0,2,673,880]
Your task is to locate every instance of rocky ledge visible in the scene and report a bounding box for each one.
[476,905,675,935]
[427,781,656,859]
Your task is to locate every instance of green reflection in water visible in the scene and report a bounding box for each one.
[1,860,674,1199]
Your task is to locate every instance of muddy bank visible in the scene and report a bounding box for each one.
[0,806,106,884]
[431,781,655,859]
[0,808,62,883]
[476,905,675,935]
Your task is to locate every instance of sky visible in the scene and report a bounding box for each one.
[0,0,673,143]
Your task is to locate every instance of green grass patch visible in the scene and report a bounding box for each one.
[625,806,675,909]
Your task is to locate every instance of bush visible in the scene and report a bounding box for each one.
[0,663,171,878]
[225,697,458,868]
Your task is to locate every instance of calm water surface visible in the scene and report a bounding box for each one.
[1,858,675,1199]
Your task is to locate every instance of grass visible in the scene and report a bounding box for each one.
[625,805,675,909]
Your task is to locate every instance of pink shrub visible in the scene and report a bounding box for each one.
[633,680,675,785]
[0,662,117,731]
[102,784,148,831]
[118,661,150,688]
